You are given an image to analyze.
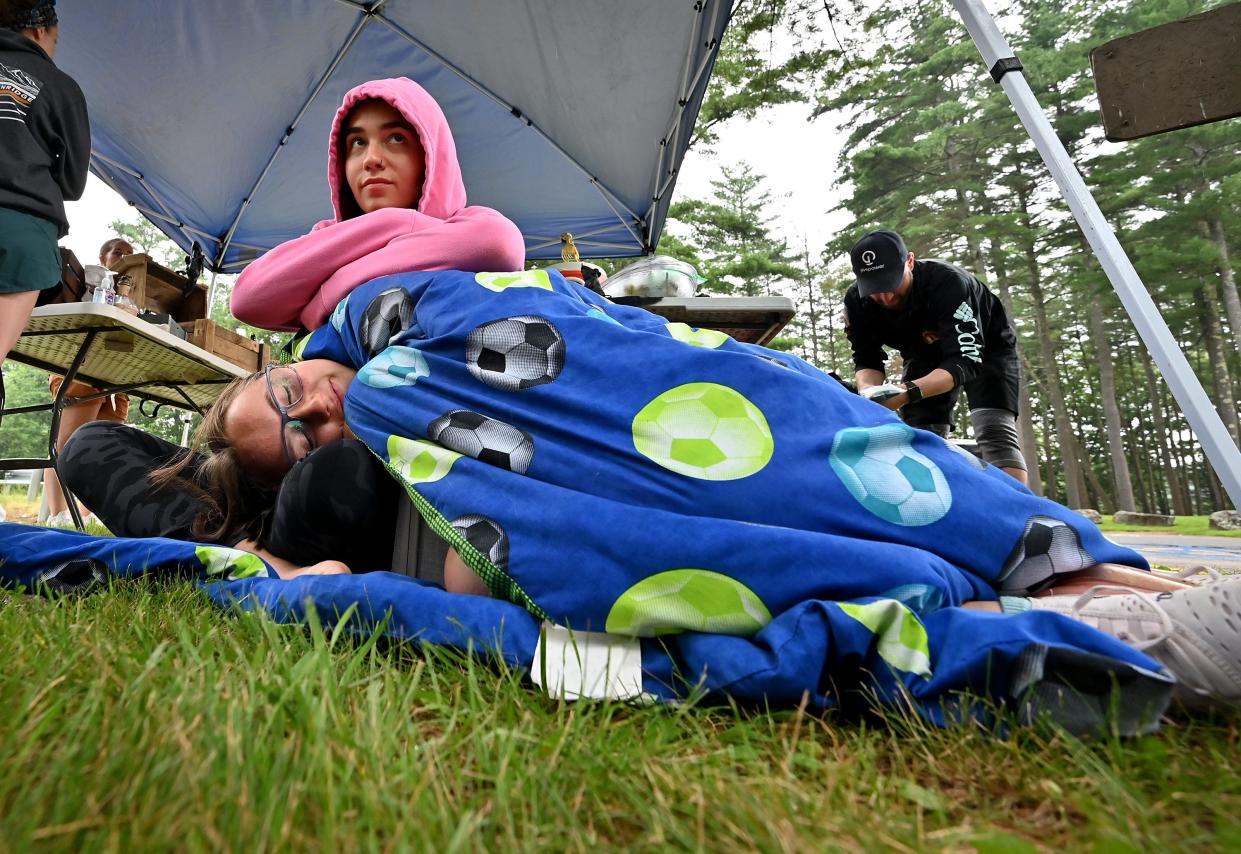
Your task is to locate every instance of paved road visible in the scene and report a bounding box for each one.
[1108,532,1241,572]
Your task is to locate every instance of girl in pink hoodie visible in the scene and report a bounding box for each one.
[57,79,523,570]
[231,77,525,332]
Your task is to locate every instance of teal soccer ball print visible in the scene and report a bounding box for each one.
[829,423,951,526]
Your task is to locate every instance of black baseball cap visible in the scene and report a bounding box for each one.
[850,229,908,297]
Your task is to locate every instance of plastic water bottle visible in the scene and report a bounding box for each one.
[92,271,116,306]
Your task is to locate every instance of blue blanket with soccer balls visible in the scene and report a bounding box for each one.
[305,270,1149,624]
[0,268,1175,730]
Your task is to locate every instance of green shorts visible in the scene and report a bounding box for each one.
[0,207,61,294]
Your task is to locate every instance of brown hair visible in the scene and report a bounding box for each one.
[149,371,275,543]
[99,237,134,261]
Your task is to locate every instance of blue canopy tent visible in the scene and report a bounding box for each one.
[56,0,734,271]
[52,0,1241,502]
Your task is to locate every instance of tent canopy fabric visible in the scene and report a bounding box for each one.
[57,1,734,272]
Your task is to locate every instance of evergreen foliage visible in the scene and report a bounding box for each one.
[662,0,1240,513]
[664,162,800,296]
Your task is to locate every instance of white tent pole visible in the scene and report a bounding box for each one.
[206,270,219,322]
[950,0,1241,507]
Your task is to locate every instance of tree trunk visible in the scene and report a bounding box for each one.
[1077,443,1111,512]
[1207,216,1241,361]
[801,241,821,367]
[1194,284,1241,444]
[1015,212,1085,505]
[1088,295,1136,510]
[945,136,985,274]
[1128,429,1154,513]
[1016,367,1043,496]
[1042,421,1059,504]
[985,244,1042,494]
[1140,347,1190,515]
[1206,464,1227,512]
[1131,359,1164,513]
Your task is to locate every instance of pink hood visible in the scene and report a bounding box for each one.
[231,77,526,331]
[327,77,466,222]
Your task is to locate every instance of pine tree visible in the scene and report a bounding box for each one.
[666,162,800,296]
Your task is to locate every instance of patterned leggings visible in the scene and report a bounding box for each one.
[58,423,399,571]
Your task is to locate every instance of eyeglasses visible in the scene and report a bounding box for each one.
[264,364,315,466]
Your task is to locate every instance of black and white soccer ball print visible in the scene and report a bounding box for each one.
[998,514,1094,593]
[465,315,565,391]
[428,409,534,474]
[451,514,509,569]
[359,287,416,358]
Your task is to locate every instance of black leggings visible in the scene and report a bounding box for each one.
[58,422,399,571]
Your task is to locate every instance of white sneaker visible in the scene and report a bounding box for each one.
[47,510,75,527]
[1038,574,1241,710]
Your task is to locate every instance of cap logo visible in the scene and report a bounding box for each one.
[861,250,876,265]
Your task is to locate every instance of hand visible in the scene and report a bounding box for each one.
[291,560,352,577]
[235,538,352,579]
[878,393,907,412]
[861,383,904,403]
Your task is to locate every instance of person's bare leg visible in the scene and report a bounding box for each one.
[45,397,104,517]
[0,290,40,363]
[1002,465,1028,485]
[1035,564,1189,596]
[963,565,1191,612]
[445,547,492,596]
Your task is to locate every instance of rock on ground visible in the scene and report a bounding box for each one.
[1113,510,1175,527]
[1209,510,1241,531]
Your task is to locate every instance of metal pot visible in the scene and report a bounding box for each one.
[603,256,701,299]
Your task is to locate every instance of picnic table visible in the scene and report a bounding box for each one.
[1,303,248,528]
[637,295,795,346]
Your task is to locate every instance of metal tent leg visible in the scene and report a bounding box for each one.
[950,0,1241,507]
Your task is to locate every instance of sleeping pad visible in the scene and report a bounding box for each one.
[0,268,1175,732]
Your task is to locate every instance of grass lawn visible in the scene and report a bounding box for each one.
[1097,515,1241,538]
[1,583,1239,850]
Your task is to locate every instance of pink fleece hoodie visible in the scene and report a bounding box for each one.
[232,78,526,331]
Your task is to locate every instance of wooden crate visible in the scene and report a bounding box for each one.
[184,319,270,372]
[110,253,207,322]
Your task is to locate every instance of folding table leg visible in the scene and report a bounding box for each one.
[50,330,98,532]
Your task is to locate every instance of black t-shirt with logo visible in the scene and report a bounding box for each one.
[843,259,1017,387]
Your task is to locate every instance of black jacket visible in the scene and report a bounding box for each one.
[843,259,1017,387]
[0,29,90,237]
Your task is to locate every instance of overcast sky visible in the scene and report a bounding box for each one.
[673,102,852,266]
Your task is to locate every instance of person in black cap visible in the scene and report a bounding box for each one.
[842,228,1028,483]
[0,0,89,417]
